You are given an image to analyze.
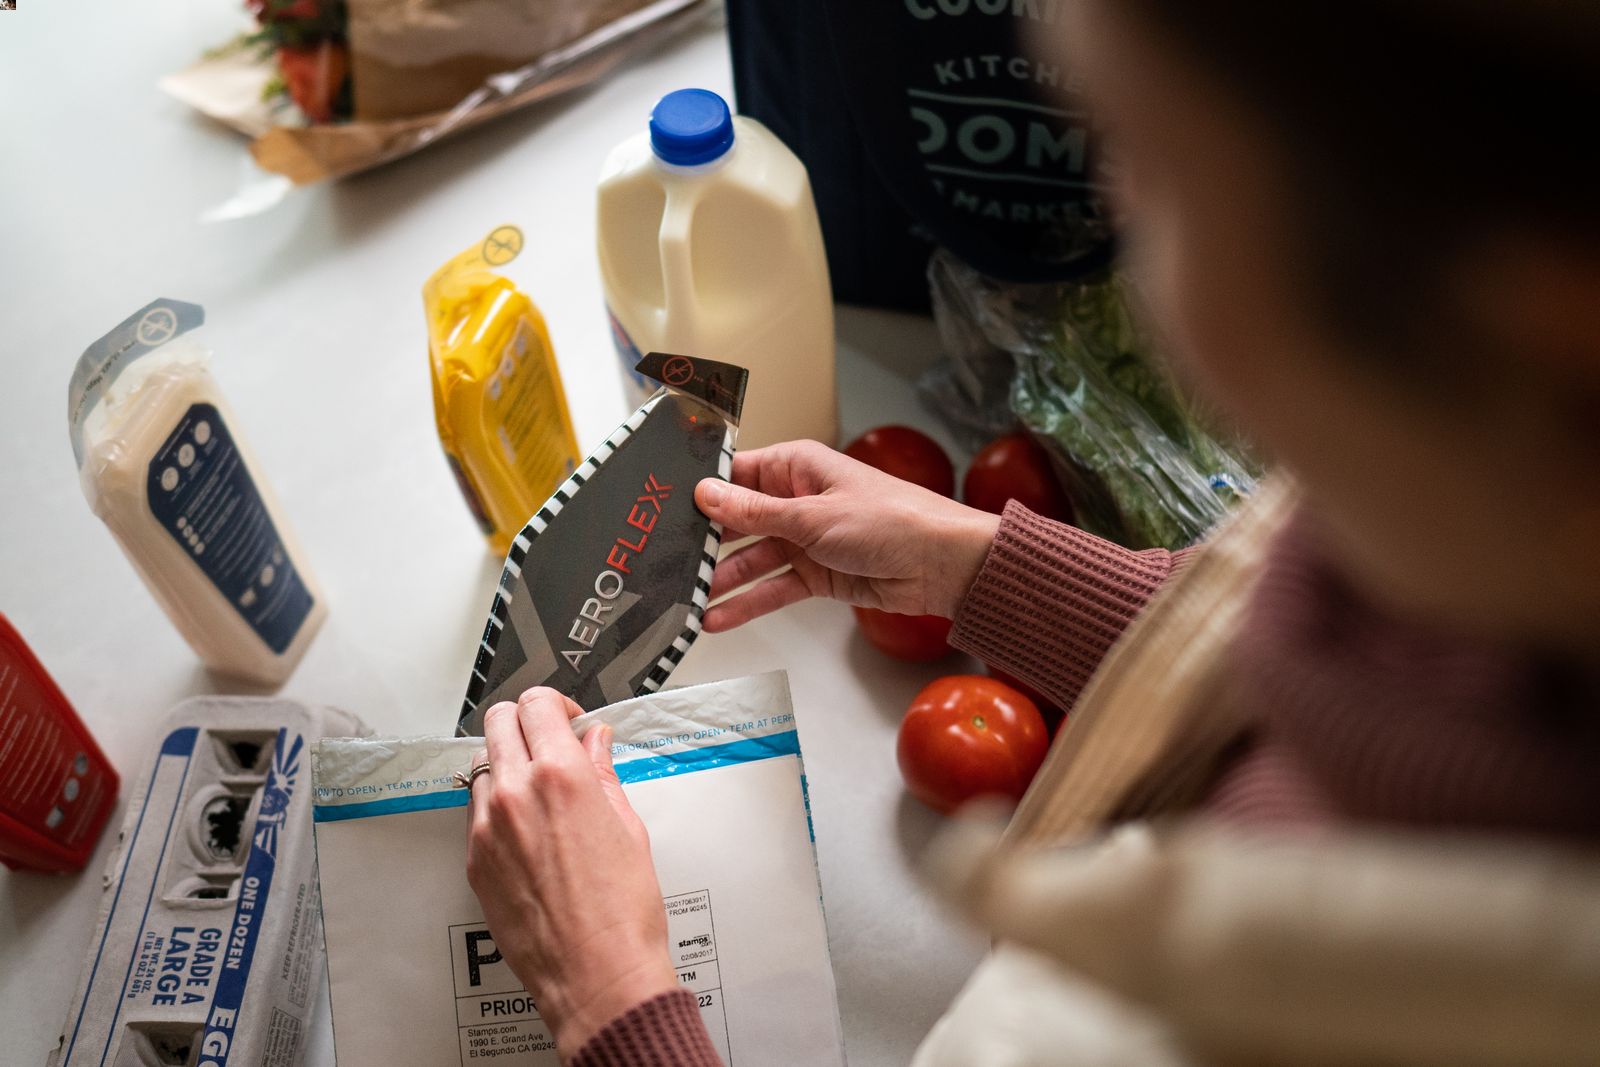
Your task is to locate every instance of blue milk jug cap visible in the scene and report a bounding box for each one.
[650,89,735,166]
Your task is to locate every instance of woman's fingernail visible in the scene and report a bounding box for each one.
[699,479,726,507]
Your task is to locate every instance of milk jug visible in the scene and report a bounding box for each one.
[598,88,837,449]
[69,300,326,686]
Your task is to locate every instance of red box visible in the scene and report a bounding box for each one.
[0,614,119,872]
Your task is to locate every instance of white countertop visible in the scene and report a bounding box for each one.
[0,3,986,1064]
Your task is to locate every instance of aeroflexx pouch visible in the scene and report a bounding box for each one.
[457,353,747,734]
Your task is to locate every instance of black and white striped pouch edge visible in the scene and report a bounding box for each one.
[638,435,735,695]
[460,394,661,723]
[460,394,735,721]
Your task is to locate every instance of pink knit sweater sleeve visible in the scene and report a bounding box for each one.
[569,989,724,1067]
[570,509,1192,1067]
[950,501,1199,711]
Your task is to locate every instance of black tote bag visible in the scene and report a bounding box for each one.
[727,0,1113,311]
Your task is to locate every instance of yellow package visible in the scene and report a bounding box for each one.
[424,225,581,555]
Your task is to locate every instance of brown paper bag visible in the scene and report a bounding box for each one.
[162,0,712,185]
[348,0,659,120]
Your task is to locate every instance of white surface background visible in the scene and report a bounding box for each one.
[0,3,989,1064]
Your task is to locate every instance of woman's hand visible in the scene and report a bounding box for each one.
[465,688,677,1056]
[694,439,1001,631]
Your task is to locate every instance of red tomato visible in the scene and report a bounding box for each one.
[843,426,955,497]
[987,667,1066,736]
[853,607,953,662]
[896,675,1050,815]
[963,433,1074,523]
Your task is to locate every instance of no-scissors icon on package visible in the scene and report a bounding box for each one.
[662,356,695,386]
[136,308,178,347]
[482,226,524,266]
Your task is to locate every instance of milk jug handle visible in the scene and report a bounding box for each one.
[656,192,699,341]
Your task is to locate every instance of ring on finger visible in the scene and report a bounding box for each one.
[453,761,493,790]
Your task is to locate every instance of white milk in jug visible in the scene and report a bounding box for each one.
[598,88,837,449]
[68,300,326,686]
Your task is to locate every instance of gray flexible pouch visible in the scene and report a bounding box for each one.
[457,353,748,735]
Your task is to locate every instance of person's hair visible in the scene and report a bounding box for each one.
[1106,0,1600,367]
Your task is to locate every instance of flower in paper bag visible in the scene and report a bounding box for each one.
[238,0,352,123]
[250,0,320,20]
[277,41,350,124]
[250,0,340,32]
[173,0,711,182]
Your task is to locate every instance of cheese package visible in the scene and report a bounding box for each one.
[70,300,326,685]
[425,225,583,557]
[457,352,747,734]
[48,697,365,1067]
[314,672,846,1067]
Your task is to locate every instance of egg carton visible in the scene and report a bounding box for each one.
[49,696,364,1067]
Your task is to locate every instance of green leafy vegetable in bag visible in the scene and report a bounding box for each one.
[928,251,1261,550]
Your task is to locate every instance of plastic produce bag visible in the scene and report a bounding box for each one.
[925,250,1261,551]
